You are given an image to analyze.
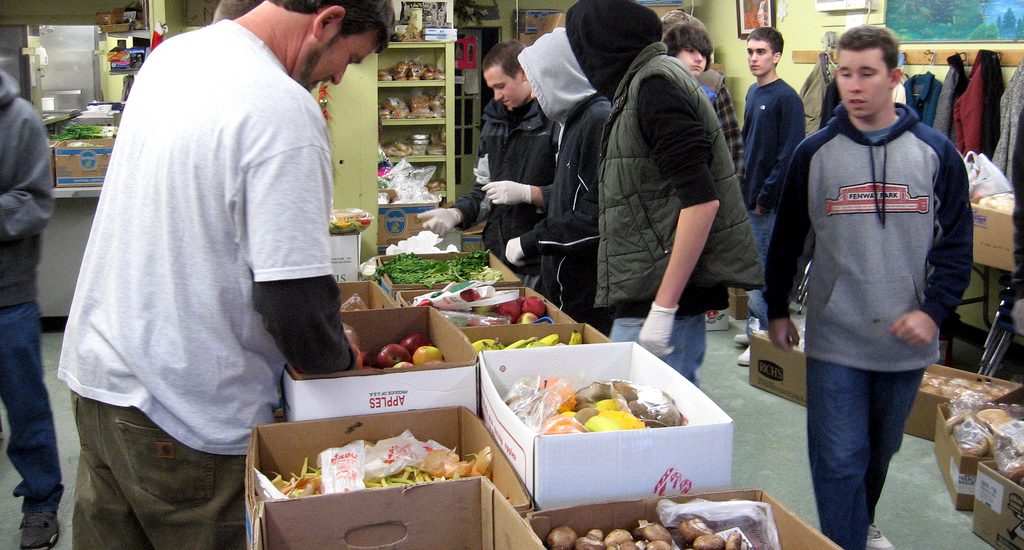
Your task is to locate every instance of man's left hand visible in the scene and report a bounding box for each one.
[888,310,938,347]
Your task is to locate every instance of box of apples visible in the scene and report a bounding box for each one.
[396,287,577,325]
[282,307,478,421]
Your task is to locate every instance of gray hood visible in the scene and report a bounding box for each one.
[517,28,594,124]
[0,68,17,106]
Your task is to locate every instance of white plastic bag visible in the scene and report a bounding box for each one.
[657,498,782,550]
[965,151,1012,199]
[318,440,367,494]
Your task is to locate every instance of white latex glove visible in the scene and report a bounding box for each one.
[483,180,532,205]
[1014,299,1024,335]
[638,302,678,357]
[416,208,462,234]
[505,237,525,266]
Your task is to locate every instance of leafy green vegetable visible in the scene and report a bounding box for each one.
[51,124,108,141]
[378,251,501,285]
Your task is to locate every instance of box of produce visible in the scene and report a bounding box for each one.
[375,251,520,296]
[971,194,1014,271]
[282,307,476,421]
[245,407,539,549]
[51,125,117,187]
[462,323,609,352]
[480,343,733,510]
[396,285,576,325]
[526,488,839,549]
[338,281,397,310]
[377,202,438,252]
[973,461,1024,549]
[906,364,1024,441]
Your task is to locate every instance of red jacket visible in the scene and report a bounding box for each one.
[954,50,1004,156]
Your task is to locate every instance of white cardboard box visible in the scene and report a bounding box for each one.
[282,308,478,421]
[329,234,360,282]
[480,343,734,509]
[705,309,730,331]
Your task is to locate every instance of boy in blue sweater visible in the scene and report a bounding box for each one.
[737,27,804,365]
[764,26,972,550]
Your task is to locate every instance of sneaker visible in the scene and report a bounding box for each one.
[733,333,750,346]
[737,346,751,367]
[20,511,58,549]
[866,524,894,550]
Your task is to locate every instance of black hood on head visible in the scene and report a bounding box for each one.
[565,0,662,100]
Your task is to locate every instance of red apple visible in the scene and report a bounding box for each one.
[375,343,411,368]
[494,299,522,321]
[521,296,545,318]
[518,312,539,324]
[398,332,432,355]
[460,288,482,302]
[412,345,444,365]
[358,350,376,369]
[392,361,415,369]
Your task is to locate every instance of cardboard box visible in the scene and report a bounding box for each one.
[338,281,397,310]
[705,310,730,331]
[461,323,610,348]
[376,202,438,252]
[748,333,807,406]
[480,343,733,509]
[526,488,840,549]
[973,461,1024,549]
[905,364,1024,441]
[109,47,146,72]
[282,307,477,421]
[329,234,360,282]
[935,403,985,510]
[971,198,1014,271]
[375,252,521,296]
[52,138,116,186]
[395,287,576,324]
[245,408,539,549]
[423,27,458,41]
[462,223,485,251]
[516,10,565,46]
[728,287,749,320]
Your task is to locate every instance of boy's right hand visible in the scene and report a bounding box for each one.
[768,318,799,350]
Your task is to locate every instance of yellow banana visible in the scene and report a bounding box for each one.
[539,333,560,346]
[505,337,537,349]
[568,330,583,345]
[472,339,502,352]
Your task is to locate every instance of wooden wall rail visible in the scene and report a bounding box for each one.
[793,49,1024,66]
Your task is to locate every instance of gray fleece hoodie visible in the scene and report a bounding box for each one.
[517,28,594,126]
[0,68,53,306]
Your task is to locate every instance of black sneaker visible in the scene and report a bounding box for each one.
[20,511,59,549]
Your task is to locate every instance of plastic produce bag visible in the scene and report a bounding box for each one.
[410,282,518,311]
[329,208,372,235]
[380,158,439,203]
[438,310,510,327]
[363,430,448,479]
[384,230,459,255]
[657,498,781,550]
[318,440,367,494]
[504,376,578,432]
[965,151,1012,199]
[575,380,686,428]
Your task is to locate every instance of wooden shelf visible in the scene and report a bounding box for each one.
[389,155,447,163]
[378,80,446,88]
[386,42,451,49]
[381,118,445,126]
[793,48,1024,66]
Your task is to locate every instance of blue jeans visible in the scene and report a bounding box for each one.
[806,358,924,550]
[0,301,63,513]
[745,209,776,338]
[610,313,706,386]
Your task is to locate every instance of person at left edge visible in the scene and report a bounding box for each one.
[58,1,393,548]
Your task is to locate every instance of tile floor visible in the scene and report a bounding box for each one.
[0,316,1017,549]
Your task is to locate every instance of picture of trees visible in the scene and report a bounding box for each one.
[887,0,1024,41]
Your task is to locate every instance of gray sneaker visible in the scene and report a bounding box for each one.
[20,511,58,549]
[866,524,894,550]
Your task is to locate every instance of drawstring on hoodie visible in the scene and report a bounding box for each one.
[867,143,888,227]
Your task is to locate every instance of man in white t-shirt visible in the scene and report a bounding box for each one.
[58,1,392,547]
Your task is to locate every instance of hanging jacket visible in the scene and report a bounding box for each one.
[819,78,841,130]
[904,72,942,127]
[1012,108,1024,300]
[453,99,557,275]
[799,54,831,137]
[934,54,969,141]
[954,50,1003,156]
[993,60,1024,182]
[0,68,54,307]
[765,104,972,372]
[515,29,611,331]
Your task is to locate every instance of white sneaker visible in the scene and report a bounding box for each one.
[733,333,750,346]
[737,346,751,366]
[866,524,894,550]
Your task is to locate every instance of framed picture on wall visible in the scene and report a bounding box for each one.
[737,0,773,38]
[887,0,1023,41]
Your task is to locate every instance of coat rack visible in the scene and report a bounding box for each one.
[792,48,1024,67]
